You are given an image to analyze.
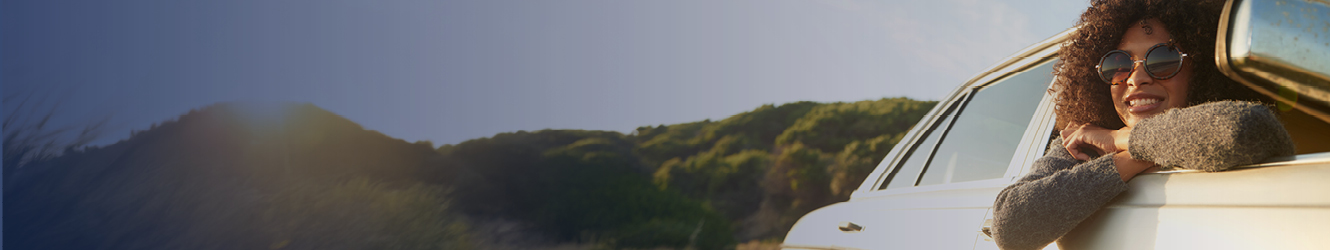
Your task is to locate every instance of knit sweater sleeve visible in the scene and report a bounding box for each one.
[991,138,1128,250]
[1129,101,1295,172]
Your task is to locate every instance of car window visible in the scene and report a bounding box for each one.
[915,62,1055,186]
[879,95,964,190]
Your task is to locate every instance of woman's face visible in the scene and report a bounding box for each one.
[1111,18,1191,128]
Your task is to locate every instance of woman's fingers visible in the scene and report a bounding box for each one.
[1061,123,1126,161]
[1069,142,1091,161]
[1065,140,1081,160]
[1067,147,1089,161]
[1064,127,1089,160]
[1062,123,1098,161]
[1063,124,1077,159]
[1078,124,1118,153]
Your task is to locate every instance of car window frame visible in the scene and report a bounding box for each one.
[853,59,1058,198]
[915,62,1059,186]
[851,36,1068,199]
[877,91,970,190]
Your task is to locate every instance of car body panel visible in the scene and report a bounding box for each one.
[1060,159,1330,249]
[783,187,999,250]
[786,0,1330,249]
[785,28,1069,250]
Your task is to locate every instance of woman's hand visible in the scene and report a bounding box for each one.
[1061,123,1132,161]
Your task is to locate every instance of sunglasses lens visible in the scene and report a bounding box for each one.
[1146,45,1183,78]
[1098,52,1133,84]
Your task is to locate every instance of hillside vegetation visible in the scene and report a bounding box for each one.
[632,98,935,240]
[5,98,935,249]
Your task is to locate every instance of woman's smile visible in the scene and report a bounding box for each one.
[1123,92,1165,113]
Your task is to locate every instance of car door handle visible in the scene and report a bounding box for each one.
[838,221,864,232]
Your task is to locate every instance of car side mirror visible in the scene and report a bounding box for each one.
[1217,0,1330,123]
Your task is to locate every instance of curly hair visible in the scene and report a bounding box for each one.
[1053,0,1272,129]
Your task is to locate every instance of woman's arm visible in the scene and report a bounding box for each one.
[995,101,1295,249]
[1129,101,1295,171]
[991,138,1129,250]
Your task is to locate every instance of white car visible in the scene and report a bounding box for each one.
[781,0,1330,249]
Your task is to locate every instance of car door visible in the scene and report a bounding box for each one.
[784,58,1059,250]
[1051,0,1330,248]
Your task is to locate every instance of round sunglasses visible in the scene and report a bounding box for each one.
[1095,42,1188,85]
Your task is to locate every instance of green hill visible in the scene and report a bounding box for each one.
[432,97,935,243]
[634,97,935,240]
[5,97,935,249]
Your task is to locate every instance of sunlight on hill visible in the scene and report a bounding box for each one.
[231,101,296,130]
[5,102,467,249]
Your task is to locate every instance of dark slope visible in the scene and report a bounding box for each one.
[4,102,460,250]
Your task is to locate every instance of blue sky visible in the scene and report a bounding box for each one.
[3,0,1088,147]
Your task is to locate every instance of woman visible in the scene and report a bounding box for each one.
[989,0,1296,249]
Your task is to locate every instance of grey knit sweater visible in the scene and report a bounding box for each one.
[990,101,1295,250]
